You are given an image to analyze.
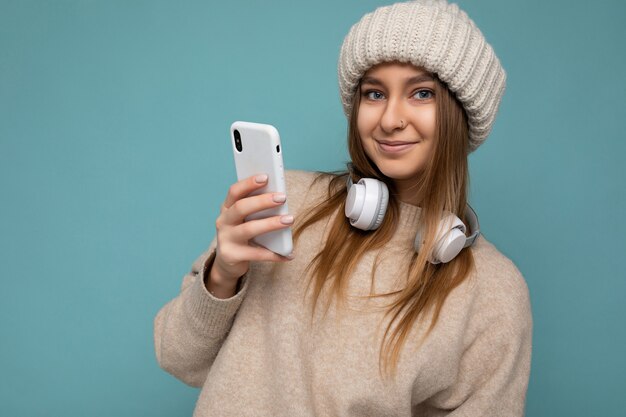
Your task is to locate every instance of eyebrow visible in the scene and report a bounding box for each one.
[361,74,435,87]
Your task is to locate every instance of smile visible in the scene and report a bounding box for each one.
[375,140,419,154]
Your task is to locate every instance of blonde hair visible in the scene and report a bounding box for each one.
[293,70,475,380]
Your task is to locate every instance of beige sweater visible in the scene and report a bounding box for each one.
[154,170,532,416]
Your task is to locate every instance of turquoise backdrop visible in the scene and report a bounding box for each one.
[1,0,624,415]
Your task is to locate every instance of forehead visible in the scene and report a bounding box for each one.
[362,61,433,80]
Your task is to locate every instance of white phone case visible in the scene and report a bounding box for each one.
[230,121,293,257]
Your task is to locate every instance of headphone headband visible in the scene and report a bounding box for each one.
[463,204,480,248]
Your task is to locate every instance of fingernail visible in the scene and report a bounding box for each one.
[280,215,294,225]
[255,174,268,183]
[286,253,295,260]
[273,193,286,203]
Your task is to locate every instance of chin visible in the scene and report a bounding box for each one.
[377,164,424,181]
[381,170,421,181]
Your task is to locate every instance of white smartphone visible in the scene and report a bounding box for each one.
[230,121,293,257]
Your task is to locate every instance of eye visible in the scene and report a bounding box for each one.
[363,90,385,100]
[413,89,434,100]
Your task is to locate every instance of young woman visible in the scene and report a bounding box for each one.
[154,1,532,415]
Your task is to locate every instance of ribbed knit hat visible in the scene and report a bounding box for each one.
[338,0,506,152]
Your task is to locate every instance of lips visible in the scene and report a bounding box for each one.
[376,139,419,153]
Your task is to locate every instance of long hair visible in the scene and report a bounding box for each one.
[293,71,475,379]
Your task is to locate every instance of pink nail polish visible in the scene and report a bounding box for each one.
[273,193,287,203]
[280,215,294,225]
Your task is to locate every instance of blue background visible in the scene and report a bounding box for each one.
[1,0,624,415]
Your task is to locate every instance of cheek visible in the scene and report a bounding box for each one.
[415,106,437,137]
[357,105,378,137]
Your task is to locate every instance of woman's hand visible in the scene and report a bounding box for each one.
[207,174,294,297]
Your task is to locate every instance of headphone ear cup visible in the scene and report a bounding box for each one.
[431,226,466,264]
[414,212,467,264]
[369,180,389,230]
[345,178,388,231]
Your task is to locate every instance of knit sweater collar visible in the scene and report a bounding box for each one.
[392,200,423,246]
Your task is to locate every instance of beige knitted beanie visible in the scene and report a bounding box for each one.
[338,0,506,152]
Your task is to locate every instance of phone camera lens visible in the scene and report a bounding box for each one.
[234,129,243,152]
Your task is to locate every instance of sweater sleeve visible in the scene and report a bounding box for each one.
[153,240,250,387]
[153,170,319,388]
[416,266,533,416]
[154,171,316,387]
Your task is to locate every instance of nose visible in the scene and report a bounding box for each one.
[379,97,406,133]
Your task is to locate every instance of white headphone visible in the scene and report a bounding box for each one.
[345,177,480,264]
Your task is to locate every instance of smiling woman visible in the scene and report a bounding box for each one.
[357,63,439,200]
[154,1,532,416]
